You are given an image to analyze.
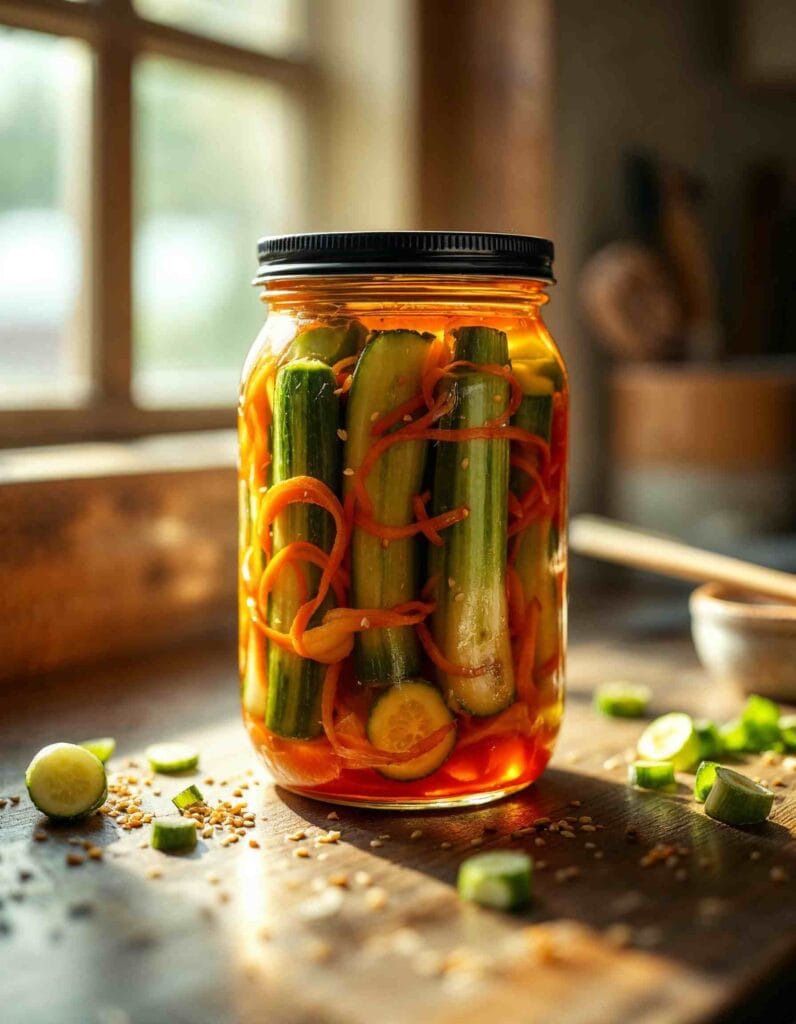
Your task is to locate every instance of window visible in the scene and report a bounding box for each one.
[0,0,310,446]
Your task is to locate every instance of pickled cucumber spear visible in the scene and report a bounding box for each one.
[430,326,515,715]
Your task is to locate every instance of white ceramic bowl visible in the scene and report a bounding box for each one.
[690,582,796,701]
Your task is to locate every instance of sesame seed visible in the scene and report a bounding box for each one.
[569,800,582,808]
[146,867,162,880]
[580,824,597,833]
[365,887,388,910]
[370,411,381,422]
[294,847,310,859]
[249,839,260,849]
[770,866,788,884]
[343,467,354,477]
[410,829,423,840]
[594,851,604,860]
[66,853,85,867]
[369,839,383,849]
[327,873,348,888]
[287,830,306,842]
[318,830,341,844]
[360,617,370,629]
[337,428,348,441]
[461,457,470,470]
[584,842,596,850]
[561,830,576,839]
[750,850,761,861]
[448,577,456,588]
[440,841,452,850]
[533,817,551,827]
[534,837,545,847]
[353,870,372,887]
[327,811,340,821]
[33,831,48,843]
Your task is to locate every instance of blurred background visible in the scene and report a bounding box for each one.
[0,0,794,675]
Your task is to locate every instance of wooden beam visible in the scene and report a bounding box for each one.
[0,433,237,680]
[418,0,554,237]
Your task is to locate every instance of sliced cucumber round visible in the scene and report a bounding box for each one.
[594,682,651,718]
[693,720,722,760]
[628,760,675,790]
[694,760,720,803]
[458,850,532,910]
[704,767,774,826]
[79,737,116,764]
[151,816,198,852]
[146,742,199,774]
[366,679,456,782]
[26,742,107,820]
[637,712,700,772]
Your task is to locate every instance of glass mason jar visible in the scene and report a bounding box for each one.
[238,232,567,809]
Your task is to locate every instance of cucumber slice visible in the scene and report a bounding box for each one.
[284,319,366,365]
[694,760,720,803]
[780,714,796,752]
[79,737,116,764]
[458,850,532,910]
[25,742,107,820]
[172,784,204,811]
[366,679,456,781]
[740,694,781,751]
[628,760,675,790]
[719,718,749,753]
[637,712,700,772]
[151,816,198,852]
[146,742,199,774]
[694,720,722,760]
[344,330,430,684]
[594,682,651,719]
[704,767,774,826]
[430,326,515,715]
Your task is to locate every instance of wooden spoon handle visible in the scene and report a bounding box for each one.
[570,515,796,604]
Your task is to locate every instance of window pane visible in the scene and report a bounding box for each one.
[133,56,303,407]
[0,29,92,408]
[134,0,306,57]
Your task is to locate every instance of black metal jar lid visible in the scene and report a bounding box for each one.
[255,231,554,282]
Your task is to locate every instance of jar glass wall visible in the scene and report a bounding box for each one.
[239,248,567,809]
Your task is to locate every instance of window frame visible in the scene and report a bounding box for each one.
[0,0,312,447]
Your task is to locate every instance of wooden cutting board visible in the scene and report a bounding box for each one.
[0,598,793,1024]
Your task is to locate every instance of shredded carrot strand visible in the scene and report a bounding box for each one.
[353,505,467,543]
[370,393,426,436]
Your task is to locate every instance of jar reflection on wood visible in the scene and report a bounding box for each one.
[238,232,568,809]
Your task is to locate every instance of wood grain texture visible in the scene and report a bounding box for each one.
[0,594,794,1024]
[0,437,236,680]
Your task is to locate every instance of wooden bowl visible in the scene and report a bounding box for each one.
[690,582,796,700]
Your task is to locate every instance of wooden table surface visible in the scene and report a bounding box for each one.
[1,591,794,1024]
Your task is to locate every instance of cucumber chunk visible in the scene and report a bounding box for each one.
[172,784,204,811]
[151,816,198,852]
[637,712,700,772]
[79,737,116,764]
[594,682,651,719]
[704,767,774,826]
[628,760,675,790]
[780,714,796,751]
[694,720,722,760]
[146,742,200,774]
[284,319,366,365]
[267,358,340,738]
[26,742,107,820]
[345,330,431,684]
[458,850,533,910]
[366,679,456,781]
[430,326,515,715]
[694,760,720,803]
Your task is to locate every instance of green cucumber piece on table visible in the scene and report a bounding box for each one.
[267,358,340,739]
[740,694,781,751]
[430,326,515,715]
[594,682,651,718]
[26,742,107,820]
[510,376,559,677]
[344,330,431,684]
[694,719,722,760]
[146,742,199,773]
[704,766,774,826]
[780,714,796,751]
[151,816,198,852]
[172,784,204,811]
[637,712,700,772]
[458,850,533,910]
[366,679,456,781]
[628,760,675,790]
[79,737,116,764]
[694,760,720,802]
[284,319,366,365]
